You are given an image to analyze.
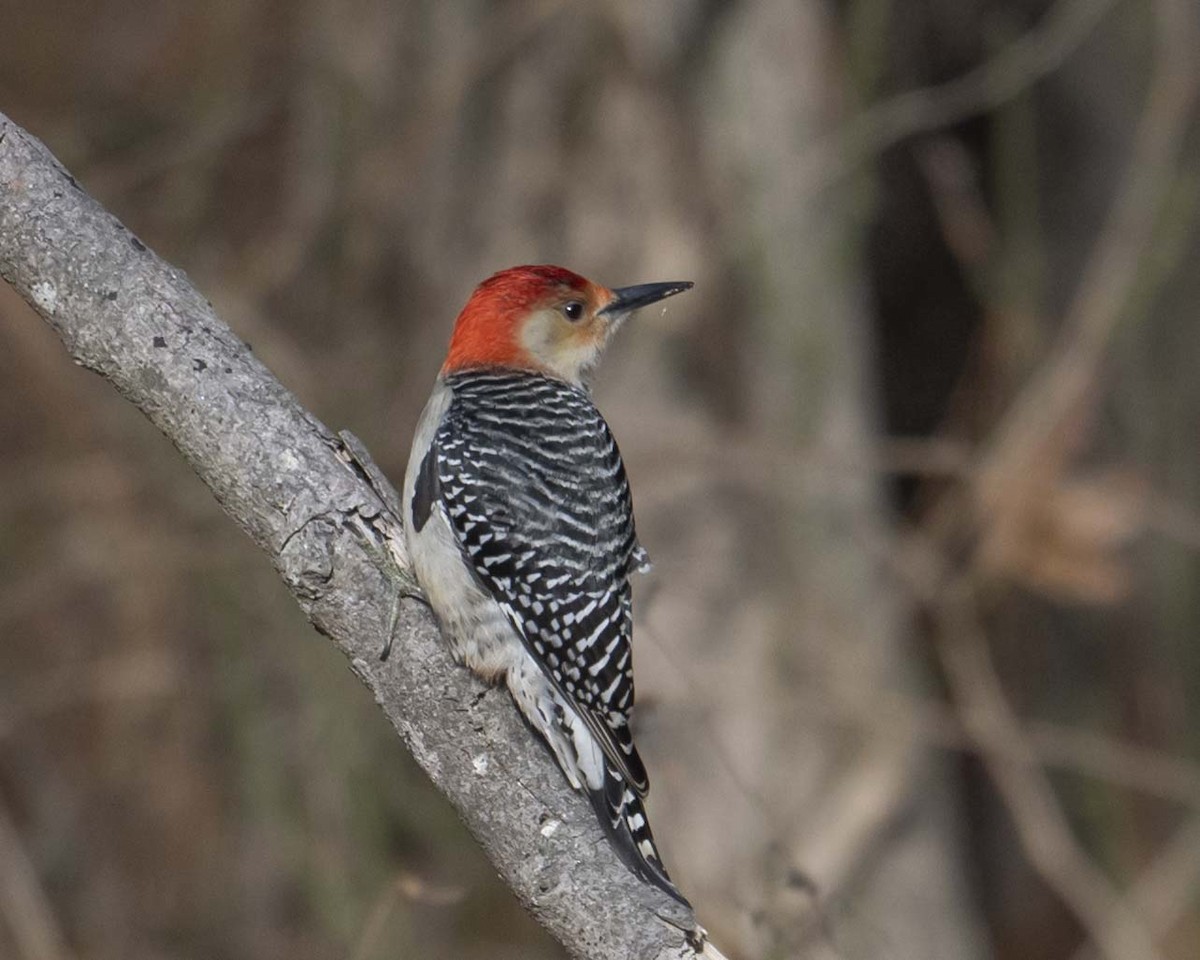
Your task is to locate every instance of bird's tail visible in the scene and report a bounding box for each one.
[589,763,691,908]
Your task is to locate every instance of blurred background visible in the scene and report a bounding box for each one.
[2,1,1198,958]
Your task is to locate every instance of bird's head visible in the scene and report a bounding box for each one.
[441,264,692,385]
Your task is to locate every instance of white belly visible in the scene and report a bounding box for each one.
[408,503,523,680]
[402,381,524,681]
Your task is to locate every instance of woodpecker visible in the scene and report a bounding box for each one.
[402,264,693,906]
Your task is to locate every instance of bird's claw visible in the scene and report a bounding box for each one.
[379,575,430,662]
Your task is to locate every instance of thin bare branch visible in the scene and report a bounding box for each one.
[0,795,75,960]
[1069,817,1200,960]
[791,680,1200,811]
[975,0,1200,502]
[936,579,1166,960]
[801,0,1122,191]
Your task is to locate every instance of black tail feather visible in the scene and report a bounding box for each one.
[589,765,691,908]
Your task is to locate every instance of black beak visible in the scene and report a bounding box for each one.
[598,280,694,316]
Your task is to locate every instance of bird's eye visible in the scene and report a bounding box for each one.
[562,301,585,322]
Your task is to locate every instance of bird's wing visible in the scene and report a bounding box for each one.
[435,371,649,795]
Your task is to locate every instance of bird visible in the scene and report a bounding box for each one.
[402,264,693,906]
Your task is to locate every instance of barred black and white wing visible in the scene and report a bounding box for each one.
[425,370,684,903]
[435,371,647,788]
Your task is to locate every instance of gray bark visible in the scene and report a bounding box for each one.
[0,110,706,960]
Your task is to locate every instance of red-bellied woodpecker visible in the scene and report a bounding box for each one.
[403,264,693,906]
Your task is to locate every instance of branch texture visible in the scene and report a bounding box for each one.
[0,111,699,960]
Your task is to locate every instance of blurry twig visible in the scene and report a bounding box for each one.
[789,735,915,900]
[794,677,1200,811]
[875,437,974,479]
[895,0,1199,592]
[1019,723,1200,810]
[935,577,1166,960]
[884,515,1168,960]
[0,795,75,960]
[912,18,1200,951]
[973,0,1199,515]
[1069,817,1200,960]
[351,870,465,960]
[800,0,1122,191]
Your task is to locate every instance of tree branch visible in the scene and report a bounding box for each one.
[0,110,706,960]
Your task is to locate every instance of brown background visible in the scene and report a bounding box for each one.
[2,1,1198,959]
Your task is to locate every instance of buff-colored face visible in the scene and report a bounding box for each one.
[517,286,621,383]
